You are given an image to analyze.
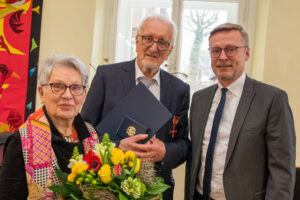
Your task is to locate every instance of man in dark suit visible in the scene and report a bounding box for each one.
[82,15,190,200]
[185,23,296,200]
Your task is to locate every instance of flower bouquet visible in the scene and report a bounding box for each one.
[49,133,170,200]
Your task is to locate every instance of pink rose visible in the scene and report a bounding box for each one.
[113,164,122,176]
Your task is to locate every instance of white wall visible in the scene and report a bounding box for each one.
[259,0,300,165]
[36,0,97,108]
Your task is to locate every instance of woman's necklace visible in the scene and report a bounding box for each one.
[63,126,78,142]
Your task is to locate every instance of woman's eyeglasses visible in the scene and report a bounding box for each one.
[42,82,86,96]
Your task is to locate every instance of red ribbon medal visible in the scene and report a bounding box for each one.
[170,115,180,138]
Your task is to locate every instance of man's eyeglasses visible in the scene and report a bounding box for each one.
[138,35,171,51]
[209,46,248,58]
[42,82,86,96]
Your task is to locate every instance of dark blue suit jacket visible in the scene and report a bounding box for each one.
[81,59,190,199]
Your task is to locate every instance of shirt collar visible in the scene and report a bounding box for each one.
[135,60,160,86]
[217,72,246,97]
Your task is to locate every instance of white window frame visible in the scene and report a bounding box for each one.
[102,0,256,73]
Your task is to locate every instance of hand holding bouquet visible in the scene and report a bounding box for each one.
[49,133,169,200]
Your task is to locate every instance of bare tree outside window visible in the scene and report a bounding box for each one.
[185,10,218,75]
[179,5,237,93]
[184,10,218,91]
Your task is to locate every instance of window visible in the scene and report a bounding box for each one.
[179,1,239,91]
[102,0,256,94]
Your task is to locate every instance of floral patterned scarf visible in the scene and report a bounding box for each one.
[19,107,99,200]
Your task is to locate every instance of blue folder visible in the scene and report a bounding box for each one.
[116,116,150,140]
[95,83,172,143]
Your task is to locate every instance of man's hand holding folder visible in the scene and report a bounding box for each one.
[119,134,166,162]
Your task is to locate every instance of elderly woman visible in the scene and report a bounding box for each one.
[0,54,99,199]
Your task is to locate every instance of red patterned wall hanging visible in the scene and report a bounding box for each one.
[0,0,43,133]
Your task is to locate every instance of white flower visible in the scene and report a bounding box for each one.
[67,155,85,169]
[94,142,115,156]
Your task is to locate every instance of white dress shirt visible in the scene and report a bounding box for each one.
[135,61,160,100]
[197,72,246,200]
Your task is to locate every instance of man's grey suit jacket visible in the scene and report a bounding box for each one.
[185,76,295,200]
[81,59,190,200]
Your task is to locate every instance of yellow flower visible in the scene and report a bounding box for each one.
[134,158,140,174]
[71,162,88,175]
[98,164,112,183]
[129,161,134,167]
[67,173,76,182]
[124,151,135,164]
[124,151,140,173]
[111,148,124,165]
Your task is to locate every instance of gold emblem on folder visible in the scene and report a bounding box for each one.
[126,126,136,136]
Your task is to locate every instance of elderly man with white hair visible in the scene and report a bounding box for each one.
[82,14,190,199]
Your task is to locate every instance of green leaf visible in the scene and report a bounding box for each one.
[153,177,164,184]
[146,178,170,195]
[122,168,130,175]
[113,176,122,186]
[146,183,170,195]
[65,182,83,196]
[121,168,130,180]
[104,152,109,164]
[138,194,157,200]
[119,191,129,200]
[69,193,82,200]
[54,168,68,184]
[108,182,121,190]
[130,156,137,177]
[48,185,71,197]
[140,193,163,200]
[140,181,146,196]
[158,193,163,200]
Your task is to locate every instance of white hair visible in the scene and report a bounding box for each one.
[38,54,88,86]
[137,14,177,45]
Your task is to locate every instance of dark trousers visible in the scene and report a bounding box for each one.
[193,191,215,200]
